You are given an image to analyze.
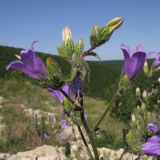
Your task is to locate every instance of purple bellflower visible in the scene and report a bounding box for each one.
[60,119,70,129]
[141,135,160,156]
[141,122,160,156]
[154,53,160,67]
[48,84,71,104]
[6,41,48,80]
[121,44,146,80]
[70,71,83,97]
[148,121,158,133]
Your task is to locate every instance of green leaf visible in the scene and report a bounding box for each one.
[74,39,84,56]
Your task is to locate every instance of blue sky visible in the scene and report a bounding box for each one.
[0,0,160,60]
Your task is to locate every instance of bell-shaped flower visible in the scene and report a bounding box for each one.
[148,121,158,134]
[141,135,160,156]
[153,52,160,67]
[121,44,146,80]
[6,41,48,80]
[70,71,83,97]
[48,84,71,104]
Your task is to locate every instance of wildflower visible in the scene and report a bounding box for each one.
[141,122,160,155]
[121,44,146,80]
[48,84,71,104]
[148,121,158,133]
[60,119,70,129]
[6,41,47,80]
[49,115,55,121]
[154,52,160,67]
[70,71,83,97]
[60,135,66,142]
[141,135,160,156]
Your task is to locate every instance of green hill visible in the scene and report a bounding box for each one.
[0,45,154,99]
[0,45,125,99]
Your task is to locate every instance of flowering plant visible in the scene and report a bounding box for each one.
[6,17,160,160]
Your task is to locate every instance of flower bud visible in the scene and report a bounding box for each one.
[136,87,141,97]
[143,61,149,74]
[141,103,146,111]
[158,77,160,83]
[131,114,136,122]
[62,26,72,44]
[137,105,141,113]
[104,17,124,33]
[142,90,148,100]
[75,39,84,55]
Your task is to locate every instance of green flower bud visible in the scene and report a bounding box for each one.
[142,90,148,100]
[90,17,123,48]
[75,39,84,56]
[143,61,148,74]
[102,17,123,35]
[141,103,146,111]
[136,87,141,97]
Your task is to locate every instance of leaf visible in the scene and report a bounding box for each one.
[74,39,84,56]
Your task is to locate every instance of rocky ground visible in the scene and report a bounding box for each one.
[0,96,153,160]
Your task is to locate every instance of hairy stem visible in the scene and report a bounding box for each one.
[79,98,99,160]
[59,89,95,159]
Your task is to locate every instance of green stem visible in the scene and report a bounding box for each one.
[118,148,128,160]
[59,89,94,159]
[80,110,99,160]
[77,125,94,159]
[94,89,119,131]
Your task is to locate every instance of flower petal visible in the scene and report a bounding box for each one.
[34,54,48,78]
[6,61,40,80]
[48,87,63,103]
[125,52,146,80]
[20,49,35,70]
[62,84,71,97]
[141,135,160,156]
[133,44,144,53]
[148,121,158,133]
[121,44,132,56]
[70,72,83,97]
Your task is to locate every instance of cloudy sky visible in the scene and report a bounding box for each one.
[0,0,160,60]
